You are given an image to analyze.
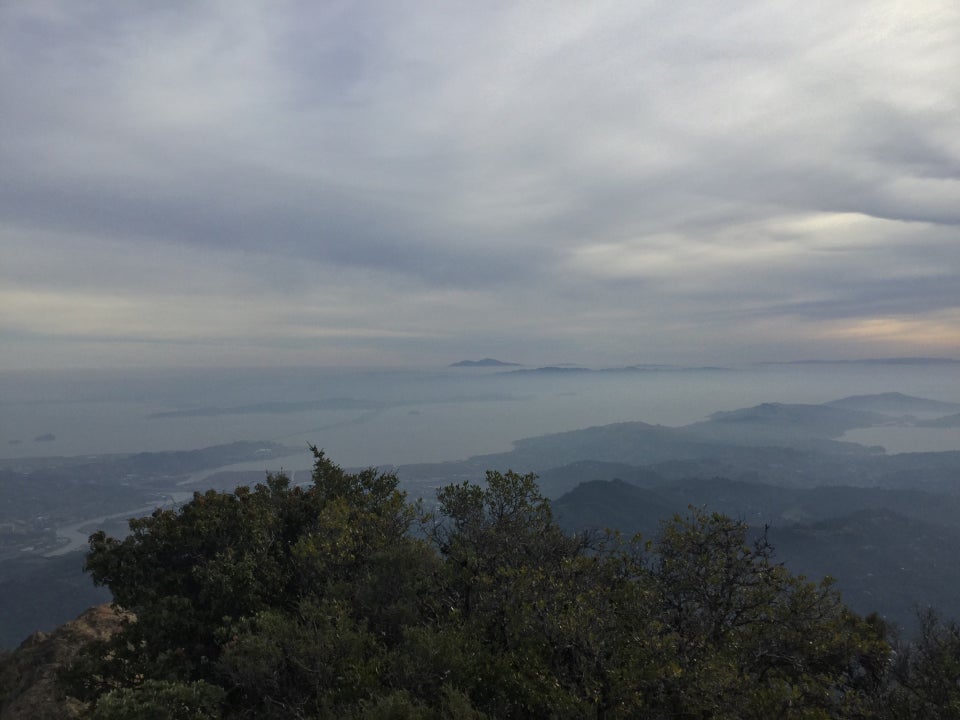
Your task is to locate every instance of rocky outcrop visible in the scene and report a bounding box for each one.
[0,604,128,720]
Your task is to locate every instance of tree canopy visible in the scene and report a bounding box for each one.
[61,448,950,718]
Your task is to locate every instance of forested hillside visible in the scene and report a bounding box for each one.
[5,449,958,719]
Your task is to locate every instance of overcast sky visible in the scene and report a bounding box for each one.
[2,1,958,370]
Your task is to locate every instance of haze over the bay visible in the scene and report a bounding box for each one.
[2,1,959,370]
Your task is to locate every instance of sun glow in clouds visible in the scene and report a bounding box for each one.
[819,313,960,349]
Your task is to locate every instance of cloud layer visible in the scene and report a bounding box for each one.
[2,0,959,368]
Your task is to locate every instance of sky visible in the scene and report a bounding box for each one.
[2,0,959,370]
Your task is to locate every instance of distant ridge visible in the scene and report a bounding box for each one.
[505,366,592,375]
[916,413,960,428]
[826,392,960,413]
[449,358,521,367]
[774,357,960,366]
[504,365,731,376]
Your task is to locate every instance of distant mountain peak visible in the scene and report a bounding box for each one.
[825,393,960,413]
[449,358,521,367]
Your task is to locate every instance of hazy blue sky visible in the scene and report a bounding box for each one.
[2,1,958,370]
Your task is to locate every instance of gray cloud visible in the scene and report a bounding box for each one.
[2,0,959,368]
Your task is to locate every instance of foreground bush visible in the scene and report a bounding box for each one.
[64,448,896,719]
